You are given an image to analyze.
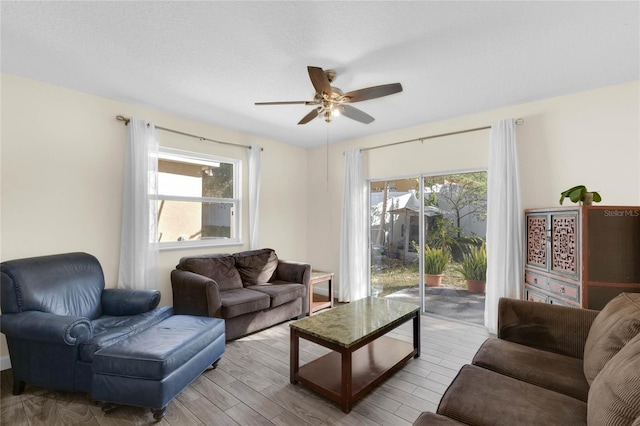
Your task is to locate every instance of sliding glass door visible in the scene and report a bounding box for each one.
[369,171,487,325]
[369,178,423,305]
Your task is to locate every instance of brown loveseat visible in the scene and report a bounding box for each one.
[414,293,640,426]
[171,248,310,340]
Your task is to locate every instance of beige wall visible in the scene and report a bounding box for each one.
[306,81,640,295]
[0,73,308,366]
[1,73,638,367]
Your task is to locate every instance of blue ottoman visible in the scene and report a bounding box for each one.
[92,315,225,421]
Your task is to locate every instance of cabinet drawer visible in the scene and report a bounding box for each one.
[525,286,548,303]
[549,296,577,307]
[525,271,548,290]
[548,279,580,303]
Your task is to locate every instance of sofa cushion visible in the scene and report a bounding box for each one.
[437,365,587,426]
[246,283,306,309]
[583,293,640,385]
[92,315,225,380]
[220,288,270,319]
[413,412,467,425]
[472,337,590,401]
[80,306,173,362]
[177,254,243,291]
[233,248,278,285]
[1,252,105,319]
[588,333,640,426]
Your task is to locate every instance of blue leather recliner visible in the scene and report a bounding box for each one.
[0,252,173,395]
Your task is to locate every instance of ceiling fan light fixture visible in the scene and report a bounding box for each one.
[256,66,403,125]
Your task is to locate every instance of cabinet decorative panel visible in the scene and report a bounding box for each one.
[526,215,547,268]
[551,215,577,276]
[524,206,640,309]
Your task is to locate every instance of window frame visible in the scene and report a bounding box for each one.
[156,147,242,250]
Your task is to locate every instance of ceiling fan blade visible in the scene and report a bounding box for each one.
[340,105,374,124]
[343,83,403,103]
[307,66,332,96]
[255,101,314,105]
[298,107,321,125]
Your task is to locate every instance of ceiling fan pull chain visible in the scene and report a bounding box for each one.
[326,125,330,189]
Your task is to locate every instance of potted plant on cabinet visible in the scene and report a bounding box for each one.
[559,185,602,205]
[459,244,487,293]
[423,245,451,287]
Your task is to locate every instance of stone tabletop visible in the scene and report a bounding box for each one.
[290,296,419,348]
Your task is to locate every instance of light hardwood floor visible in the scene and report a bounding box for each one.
[1,313,489,426]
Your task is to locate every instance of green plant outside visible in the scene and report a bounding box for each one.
[458,244,487,281]
[423,245,451,275]
[425,217,463,254]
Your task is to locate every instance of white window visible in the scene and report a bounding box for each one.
[157,147,241,249]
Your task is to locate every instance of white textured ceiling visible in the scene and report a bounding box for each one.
[2,1,638,148]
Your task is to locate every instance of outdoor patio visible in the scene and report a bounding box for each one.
[384,286,485,325]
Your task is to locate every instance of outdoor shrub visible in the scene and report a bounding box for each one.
[423,245,451,275]
[459,244,487,281]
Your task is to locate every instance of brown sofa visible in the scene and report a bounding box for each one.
[171,248,310,340]
[414,293,640,426]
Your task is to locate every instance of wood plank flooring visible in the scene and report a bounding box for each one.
[0,313,489,426]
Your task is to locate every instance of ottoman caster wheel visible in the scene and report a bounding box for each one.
[12,379,26,395]
[152,407,167,422]
[101,402,119,413]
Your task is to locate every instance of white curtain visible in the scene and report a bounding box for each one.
[248,143,261,249]
[339,149,368,302]
[118,118,159,290]
[485,118,523,333]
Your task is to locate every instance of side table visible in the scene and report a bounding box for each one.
[309,270,334,315]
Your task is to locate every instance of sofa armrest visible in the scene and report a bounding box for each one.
[0,311,92,345]
[274,260,311,315]
[498,297,599,359]
[101,289,161,316]
[274,260,311,286]
[171,269,222,318]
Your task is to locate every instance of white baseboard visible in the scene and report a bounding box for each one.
[312,287,330,298]
[1,355,12,371]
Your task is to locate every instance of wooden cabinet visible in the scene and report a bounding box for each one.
[524,206,640,309]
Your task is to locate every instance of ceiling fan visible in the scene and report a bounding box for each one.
[255,66,403,125]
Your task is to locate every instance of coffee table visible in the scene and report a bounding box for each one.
[290,297,420,413]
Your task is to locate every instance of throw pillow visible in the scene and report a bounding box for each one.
[583,293,640,385]
[177,255,243,291]
[588,332,640,426]
[233,248,278,285]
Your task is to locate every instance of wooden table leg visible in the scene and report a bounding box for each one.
[341,349,353,413]
[290,329,299,384]
[413,312,421,358]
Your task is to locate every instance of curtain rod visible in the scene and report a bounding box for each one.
[360,117,524,153]
[115,115,262,150]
